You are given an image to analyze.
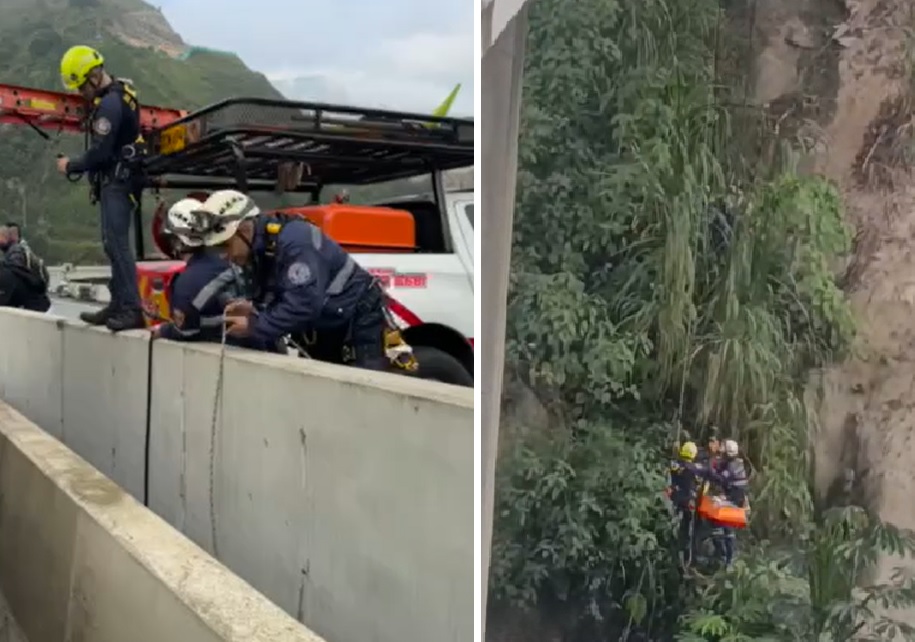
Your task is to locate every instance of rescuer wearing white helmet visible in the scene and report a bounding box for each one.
[164,198,208,253]
[150,195,249,343]
[204,189,388,368]
[710,438,748,568]
[199,189,261,251]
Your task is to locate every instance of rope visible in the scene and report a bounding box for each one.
[208,319,228,559]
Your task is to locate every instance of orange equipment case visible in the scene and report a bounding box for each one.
[275,205,416,254]
[697,495,748,529]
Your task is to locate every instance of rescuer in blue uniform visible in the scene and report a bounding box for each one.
[708,439,749,568]
[199,190,387,367]
[150,199,249,344]
[667,441,710,567]
[56,45,145,332]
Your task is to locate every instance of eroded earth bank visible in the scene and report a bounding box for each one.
[766,0,915,625]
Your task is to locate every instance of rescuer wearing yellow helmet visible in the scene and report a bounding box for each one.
[55,45,145,332]
[667,440,707,566]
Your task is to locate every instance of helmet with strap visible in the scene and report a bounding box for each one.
[60,45,104,91]
[679,441,698,462]
[165,198,209,248]
[200,190,261,246]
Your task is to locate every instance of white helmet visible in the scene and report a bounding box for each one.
[724,439,739,457]
[165,198,208,248]
[200,189,260,246]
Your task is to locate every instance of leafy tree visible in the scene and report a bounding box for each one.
[491,420,679,638]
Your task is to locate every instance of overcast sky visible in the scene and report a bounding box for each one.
[156,0,474,116]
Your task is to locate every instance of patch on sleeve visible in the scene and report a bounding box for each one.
[172,309,185,328]
[287,262,312,286]
[93,117,112,136]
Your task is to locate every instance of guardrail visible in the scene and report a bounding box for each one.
[0,308,473,642]
[47,264,111,282]
[47,265,112,304]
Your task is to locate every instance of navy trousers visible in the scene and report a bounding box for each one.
[99,183,141,311]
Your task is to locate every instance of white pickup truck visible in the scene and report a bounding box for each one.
[53,189,476,384]
[359,189,474,371]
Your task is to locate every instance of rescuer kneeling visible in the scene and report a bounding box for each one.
[199,190,388,368]
[150,198,250,344]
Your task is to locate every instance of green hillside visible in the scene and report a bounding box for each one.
[0,0,283,263]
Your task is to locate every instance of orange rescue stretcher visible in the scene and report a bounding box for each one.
[697,494,748,529]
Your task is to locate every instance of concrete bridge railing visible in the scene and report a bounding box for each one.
[0,399,325,642]
[0,308,473,642]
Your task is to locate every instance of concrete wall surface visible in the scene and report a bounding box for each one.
[149,341,474,642]
[0,309,150,500]
[0,400,325,642]
[0,308,474,642]
[60,322,150,499]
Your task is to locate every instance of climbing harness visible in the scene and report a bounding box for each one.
[287,334,313,359]
[384,327,418,372]
[208,318,228,559]
[379,297,418,372]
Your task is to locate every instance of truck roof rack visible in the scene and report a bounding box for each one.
[142,97,474,190]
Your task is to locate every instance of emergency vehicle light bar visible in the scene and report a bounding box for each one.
[0,83,187,135]
[143,96,474,187]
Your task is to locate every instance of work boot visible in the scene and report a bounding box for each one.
[79,305,111,326]
[105,307,146,333]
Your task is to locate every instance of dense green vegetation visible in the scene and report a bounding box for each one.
[489,0,915,639]
[0,0,282,263]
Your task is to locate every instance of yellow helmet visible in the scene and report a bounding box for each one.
[679,441,698,462]
[60,45,104,91]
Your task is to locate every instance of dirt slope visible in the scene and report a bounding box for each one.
[773,0,915,626]
[109,6,186,58]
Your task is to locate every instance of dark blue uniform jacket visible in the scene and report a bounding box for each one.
[159,251,245,343]
[249,217,373,345]
[709,458,749,507]
[66,82,140,177]
[669,460,708,511]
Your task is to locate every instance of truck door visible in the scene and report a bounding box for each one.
[451,198,475,286]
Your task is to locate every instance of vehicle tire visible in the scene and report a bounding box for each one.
[409,345,473,387]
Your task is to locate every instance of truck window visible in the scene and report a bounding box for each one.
[464,204,474,228]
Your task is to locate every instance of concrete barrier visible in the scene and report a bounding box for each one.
[0,309,64,439]
[148,341,474,642]
[60,323,150,500]
[0,309,150,502]
[0,399,325,642]
[0,308,474,642]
